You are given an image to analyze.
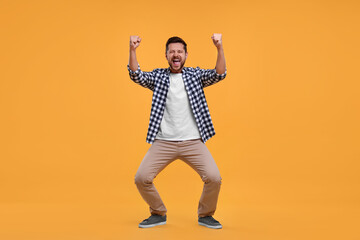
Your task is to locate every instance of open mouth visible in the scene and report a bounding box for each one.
[172,59,181,67]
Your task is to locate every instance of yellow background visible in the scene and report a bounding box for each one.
[1,0,359,239]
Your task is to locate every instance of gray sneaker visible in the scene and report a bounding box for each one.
[138,214,167,228]
[198,216,222,229]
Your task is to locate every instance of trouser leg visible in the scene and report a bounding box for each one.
[178,139,222,217]
[134,140,177,216]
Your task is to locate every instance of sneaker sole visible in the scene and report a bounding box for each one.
[198,222,222,229]
[138,221,166,228]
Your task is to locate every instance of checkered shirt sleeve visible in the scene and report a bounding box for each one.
[127,64,155,91]
[198,67,227,88]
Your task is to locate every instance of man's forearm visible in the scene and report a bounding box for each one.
[215,46,226,74]
[129,35,141,71]
[129,49,139,71]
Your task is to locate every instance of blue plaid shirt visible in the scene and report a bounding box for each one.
[127,64,227,144]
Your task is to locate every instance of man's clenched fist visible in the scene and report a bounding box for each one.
[211,33,222,49]
[130,36,141,50]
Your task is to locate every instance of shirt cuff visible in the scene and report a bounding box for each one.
[215,68,227,79]
[127,64,141,75]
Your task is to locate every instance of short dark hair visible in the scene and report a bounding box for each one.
[165,36,187,53]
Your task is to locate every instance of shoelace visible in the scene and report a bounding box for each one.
[201,216,219,223]
[142,215,162,222]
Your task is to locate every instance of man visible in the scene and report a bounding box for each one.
[127,34,227,229]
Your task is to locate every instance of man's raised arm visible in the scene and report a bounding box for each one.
[211,33,226,75]
[199,33,227,88]
[127,36,155,91]
[129,35,141,71]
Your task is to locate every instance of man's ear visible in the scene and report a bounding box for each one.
[185,52,188,59]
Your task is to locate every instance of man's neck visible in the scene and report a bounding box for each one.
[169,67,184,73]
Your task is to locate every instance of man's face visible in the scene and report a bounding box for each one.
[166,43,188,73]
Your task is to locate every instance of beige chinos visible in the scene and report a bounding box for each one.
[134,138,222,217]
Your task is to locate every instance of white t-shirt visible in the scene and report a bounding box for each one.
[155,73,201,141]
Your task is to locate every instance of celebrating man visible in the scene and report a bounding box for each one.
[127,34,227,229]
